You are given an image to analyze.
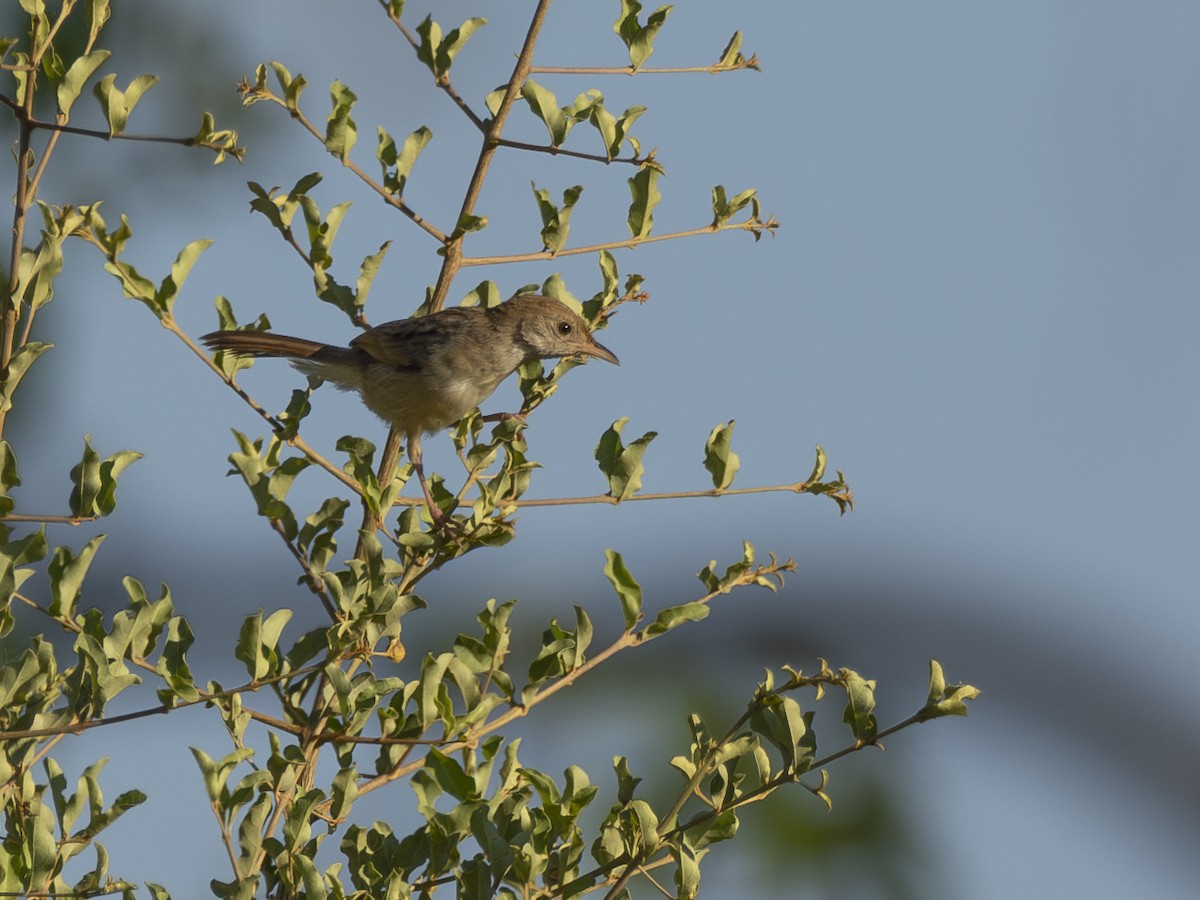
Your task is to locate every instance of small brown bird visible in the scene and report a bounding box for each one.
[202,294,619,524]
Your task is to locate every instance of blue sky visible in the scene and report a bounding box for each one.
[14,2,1200,897]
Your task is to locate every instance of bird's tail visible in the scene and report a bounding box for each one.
[201,330,331,360]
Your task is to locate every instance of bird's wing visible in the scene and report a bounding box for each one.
[349,309,475,371]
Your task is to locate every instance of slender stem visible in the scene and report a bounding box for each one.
[349,629,640,799]
[427,0,555,311]
[0,38,38,438]
[493,136,646,166]
[0,97,211,147]
[529,60,759,75]
[355,426,405,559]
[377,1,488,131]
[386,480,819,511]
[164,317,361,493]
[460,217,778,267]
[348,566,786,800]
[259,94,447,243]
[0,513,96,524]
[270,518,340,621]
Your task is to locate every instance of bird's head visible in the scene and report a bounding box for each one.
[509,295,620,366]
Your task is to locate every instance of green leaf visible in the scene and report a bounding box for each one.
[48,535,105,619]
[717,32,743,68]
[190,110,243,165]
[626,167,662,239]
[613,0,674,70]
[92,72,158,136]
[702,420,741,490]
[16,216,65,313]
[325,80,358,160]
[644,601,710,637]
[749,693,814,772]
[0,341,52,414]
[673,841,703,900]
[235,609,292,680]
[416,652,451,729]
[595,417,657,500]
[587,97,646,160]
[416,15,487,79]
[150,239,212,319]
[603,549,643,631]
[803,445,855,514]
[102,256,156,307]
[354,240,391,310]
[711,185,758,227]
[422,748,478,801]
[377,125,432,196]
[806,444,827,483]
[532,183,583,253]
[923,659,982,718]
[840,668,878,742]
[460,281,502,309]
[57,49,110,115]
[520,78,582,146]
[0,529,48,618]
[268,60,308,111]
[68,436,142,518]
[0,441,19,515]
[452,211,488,237]
[156,616,199,704]
[626,799,660,854]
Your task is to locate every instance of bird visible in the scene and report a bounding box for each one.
[201,294,619,527]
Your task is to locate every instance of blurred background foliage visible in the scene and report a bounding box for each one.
[3,1,1197,897]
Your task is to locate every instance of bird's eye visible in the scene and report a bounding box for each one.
[557,321,573,335]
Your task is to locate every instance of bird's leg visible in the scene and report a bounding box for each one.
[407,432,451,531]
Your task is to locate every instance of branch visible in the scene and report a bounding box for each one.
[353,426,405,561]
[426,0,556,310]
[460,216,779,267]
[493,136,647,166]
[0,633,327,744]
[376,0,488,131]
[163,317,363,495]
[506,481,823,507]
[269,518,340,620]
[0,513,96,525]
[592,705,943,900]
[529,58,760,75]
[381,480,829,511]
[0,96,225,148]
[347,557,791,803]
[241,87,446,243]
[348,629,639,800]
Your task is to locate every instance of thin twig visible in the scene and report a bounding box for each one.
[0,513,96,525]
[529,59,760,75]
[164,317,362,494]
[426,0,556,310]
[347,561,790,800]
[384,481,818,511]
[248,92,447,243]
[376,1,488,131]
[493,136,647,166]
[0,97,208,147]
[460,217,778,267]
[354,426,405,560]
[270,518,340,621]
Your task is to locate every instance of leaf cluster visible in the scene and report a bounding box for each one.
[0,2,977,898]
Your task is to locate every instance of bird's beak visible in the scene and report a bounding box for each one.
[581,337,619,366]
